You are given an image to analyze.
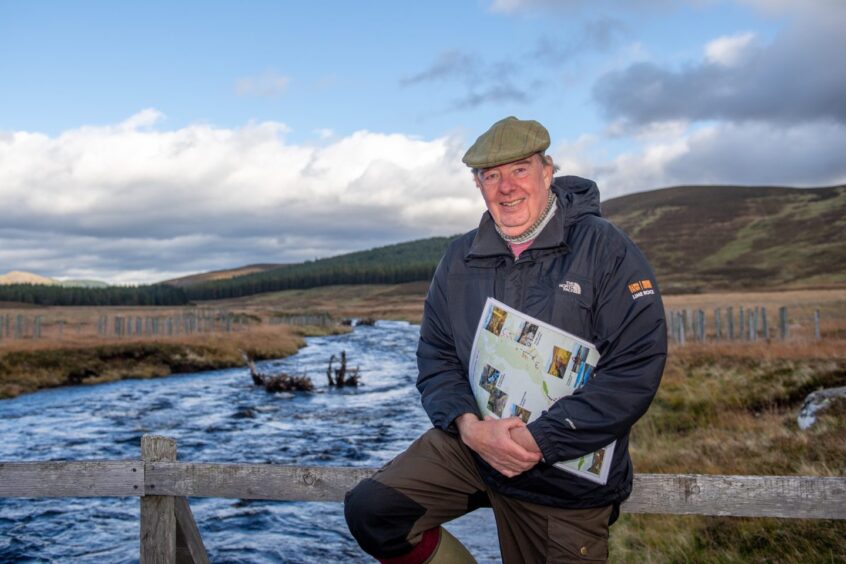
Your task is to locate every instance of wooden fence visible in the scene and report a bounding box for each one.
[666,306,825,344]
[0,309,334,342]
[1,435,844,563]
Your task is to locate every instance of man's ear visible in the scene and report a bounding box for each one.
[473,173,483,191]
[542,156,554,186]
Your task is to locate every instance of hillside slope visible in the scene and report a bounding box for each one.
[163,264,285,287]
[602,185,846,292]
[182,184,846,299]
[0,271,58,286]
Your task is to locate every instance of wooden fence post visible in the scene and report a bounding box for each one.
[141,435,177,563]
[749,308,757,342]
[779,306,789,340]
[714,308,721,341]
[761,307,768,340]
[140,436,209,564]
[814,309,821,340]
[727,307,734,340]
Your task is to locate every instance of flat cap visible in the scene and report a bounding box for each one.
[462,116,550,169]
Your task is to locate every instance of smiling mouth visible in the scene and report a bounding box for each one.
[501,198,525,208]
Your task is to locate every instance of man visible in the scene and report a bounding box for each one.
[345,117,667,563]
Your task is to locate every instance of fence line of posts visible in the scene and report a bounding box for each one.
[666,306,824,344]
[0,306,827,345]
[0,309,334,343]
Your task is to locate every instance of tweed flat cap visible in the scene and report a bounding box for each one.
[462,116,550,169]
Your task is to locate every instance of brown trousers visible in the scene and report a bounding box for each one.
[344,429,613,563]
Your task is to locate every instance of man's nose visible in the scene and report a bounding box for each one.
[498,176,516,193]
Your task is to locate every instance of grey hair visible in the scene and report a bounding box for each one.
[471,152,560,178]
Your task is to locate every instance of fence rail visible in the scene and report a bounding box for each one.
[1,435,844,562]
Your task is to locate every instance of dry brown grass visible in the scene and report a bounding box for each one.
[212,281,429,323]
[613,323,846,562]
[0,320,344,399]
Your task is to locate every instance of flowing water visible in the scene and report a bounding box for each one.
[0,321,500,563]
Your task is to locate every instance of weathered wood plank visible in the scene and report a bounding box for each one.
[3,458,844,520]
[175,497,209,564]
[145,464,846,519]
[145,462,376,502]
[141,435,177,564]
[625,473,846,519]
[0,461,142,497]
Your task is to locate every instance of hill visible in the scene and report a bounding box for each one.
[59,279,110,288]
[181,237,456,301]
[0,271,58,286]
[602,184,846,292]
[163,264,285,287]
[185,184,845,300]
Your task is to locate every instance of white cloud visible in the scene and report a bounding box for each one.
[4,107,843,284]
[235,71,291,97]
[704,32,756,66]
[578,120,846,198]
[0,110,483,283]
[314,128,335,140]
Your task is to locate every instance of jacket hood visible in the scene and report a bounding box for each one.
[552,175,601,226]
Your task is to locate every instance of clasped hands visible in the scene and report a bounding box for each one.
[456,413,542,478]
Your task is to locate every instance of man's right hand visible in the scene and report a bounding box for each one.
[455,414,542,478]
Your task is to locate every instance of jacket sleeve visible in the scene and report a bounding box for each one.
[527,231,667,464]
[416,255,481,433]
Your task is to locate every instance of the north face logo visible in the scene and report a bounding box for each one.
[559,281,582,295]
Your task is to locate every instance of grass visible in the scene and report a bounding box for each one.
[1,285,845,561]
[612,338,846,563]
[0,303,348,399]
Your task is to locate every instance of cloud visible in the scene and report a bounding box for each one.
[704,32,756,66]
[530,17,629,64]
[401,17,624,112]
[235,71,291,97]
[399,50,481,86]
[0,110,483,283]
[559,120,846,198]
[488,0,674,16]
[593,6,846,127]
[400,50,535,112]
[451,81,537,110]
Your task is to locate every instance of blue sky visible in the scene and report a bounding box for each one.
[1,1,844,283]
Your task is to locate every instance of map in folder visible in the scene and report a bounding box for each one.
[469,297,615,485]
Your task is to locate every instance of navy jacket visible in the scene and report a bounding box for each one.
[416,176,667,508]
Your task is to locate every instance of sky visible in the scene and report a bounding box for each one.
[1,0,845,284]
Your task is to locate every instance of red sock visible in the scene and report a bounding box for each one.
[379,527,440,564]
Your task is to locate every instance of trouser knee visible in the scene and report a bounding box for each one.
[344,477,426,559]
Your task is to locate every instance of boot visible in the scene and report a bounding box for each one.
[424,527,476,564]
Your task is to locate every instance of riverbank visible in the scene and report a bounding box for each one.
[0,324,347,400]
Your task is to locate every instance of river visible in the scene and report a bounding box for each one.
[0,321,500,563]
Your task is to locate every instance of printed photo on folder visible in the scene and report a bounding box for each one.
[469,297,615,485]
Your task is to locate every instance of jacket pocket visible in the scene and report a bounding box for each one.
[546,509,609,563]
[548,274,594,340]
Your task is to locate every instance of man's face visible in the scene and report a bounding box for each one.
[475,154,553,238]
